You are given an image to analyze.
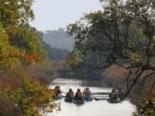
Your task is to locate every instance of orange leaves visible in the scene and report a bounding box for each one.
[24,54,40,63]
[0,51,40,64]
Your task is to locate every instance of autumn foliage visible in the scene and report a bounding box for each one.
[0,0,56,115]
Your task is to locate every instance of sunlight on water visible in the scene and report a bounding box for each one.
[46,78,136,116]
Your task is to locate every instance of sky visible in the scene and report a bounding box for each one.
[30,0,102,31]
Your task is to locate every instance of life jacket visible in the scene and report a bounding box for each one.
[66,91,74,98]
[54,88,61,96]
[84,90,91,96]
[75,92,83,98]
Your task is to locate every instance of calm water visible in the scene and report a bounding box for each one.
[46,78,136,116]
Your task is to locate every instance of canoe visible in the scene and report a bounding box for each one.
[73,99,84,104]
[64,98,73,103]
[107,98,121,103]
[54,94,63,100]
[84,96,93,101]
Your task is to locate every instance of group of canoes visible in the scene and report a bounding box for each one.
[53,86,92,104]
[53,86,124,104]
[65,88,93,104]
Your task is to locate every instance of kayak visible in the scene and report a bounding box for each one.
[73,97,84,104]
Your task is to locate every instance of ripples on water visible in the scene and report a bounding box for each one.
[46,78,136,116]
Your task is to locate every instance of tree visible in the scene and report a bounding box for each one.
[0,0,57,115]
[67,0,155,99]
[0,0,34,27]
[0,0,45,69]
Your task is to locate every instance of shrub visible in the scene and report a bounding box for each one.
[0,71,57,116]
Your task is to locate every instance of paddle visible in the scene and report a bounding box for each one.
[93,97,109,101]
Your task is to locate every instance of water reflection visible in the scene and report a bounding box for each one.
[47,78,136,116]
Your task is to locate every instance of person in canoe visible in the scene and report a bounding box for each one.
[74,89,84,104]
[109,88,118,102]
[54,86,63,100]
[65,88,74,102]
[117,88,123,99]
[83,88,92,101]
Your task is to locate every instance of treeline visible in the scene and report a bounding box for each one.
[42,41,69,61]
[43,28,74,50]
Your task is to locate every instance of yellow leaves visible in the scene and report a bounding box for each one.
[0,24,41,67]
[20,76,56,114]
[130,53,143,65]
[0,2,44,70]
[6,26,18,36]
[0,58,20,70]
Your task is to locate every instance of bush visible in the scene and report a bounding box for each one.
[0,70,57,116]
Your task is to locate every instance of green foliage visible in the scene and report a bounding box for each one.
[0,58,20,70]
[0,23,21,70]
[67,0,155,70]
[0,0,34,27]
[67,0,155,113]
[42,41,69,61]
[0,0,56,115]
[140,100,155,116]
[66,50,83,69]
[130,53,143,66]
[11,27,46,58]
[0,23,11,54]
[133,99,155,116]
[0,0,45,69]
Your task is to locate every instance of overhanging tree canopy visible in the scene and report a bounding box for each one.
[67,0,155,98]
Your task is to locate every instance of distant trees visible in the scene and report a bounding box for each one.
[42,28,73,61]
[43,28,74,50]
[67,0,155,111]
[43,41,69,61]
[40,36,69,61]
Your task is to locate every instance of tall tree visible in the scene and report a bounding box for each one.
[0,0,34,27]
[0,1,56,115]
[67,0,155,99]
[0,0,45,68]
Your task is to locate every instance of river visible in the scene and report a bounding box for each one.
[46,78,136,116]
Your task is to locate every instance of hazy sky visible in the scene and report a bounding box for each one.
[30,0,102,31]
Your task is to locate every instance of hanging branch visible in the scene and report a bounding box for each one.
[122,69,144,99]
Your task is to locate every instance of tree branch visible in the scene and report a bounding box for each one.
[122,69,144,99]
